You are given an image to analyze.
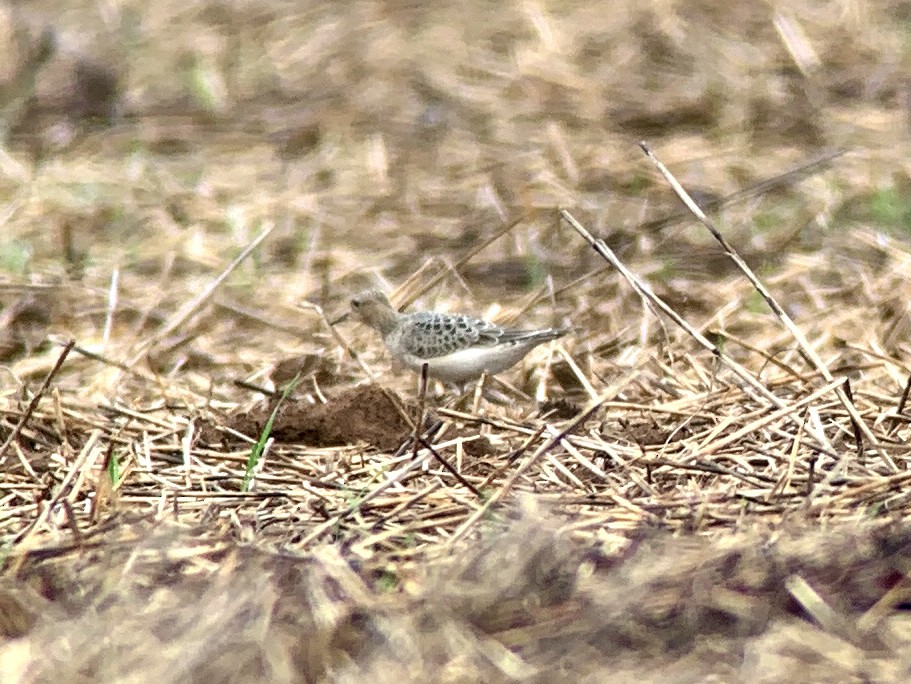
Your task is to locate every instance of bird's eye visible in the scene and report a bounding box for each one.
[351,299,361,308]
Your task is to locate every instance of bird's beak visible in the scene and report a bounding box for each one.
[329,311,351,326]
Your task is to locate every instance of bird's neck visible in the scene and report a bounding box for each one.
[373,308,402,337]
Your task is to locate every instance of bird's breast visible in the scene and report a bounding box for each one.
[398,343,531,383]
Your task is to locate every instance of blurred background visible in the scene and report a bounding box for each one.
[2,0,909,397]
[5,4,911,682]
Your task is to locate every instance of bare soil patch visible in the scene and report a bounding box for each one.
[224,385,415,452]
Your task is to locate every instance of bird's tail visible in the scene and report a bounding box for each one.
[503,326,571,344]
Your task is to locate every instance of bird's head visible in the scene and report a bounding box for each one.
[350,289,399,335]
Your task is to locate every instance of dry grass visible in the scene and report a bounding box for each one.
[3,0,911,681]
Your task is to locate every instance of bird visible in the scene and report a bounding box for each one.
[349,289,569,384]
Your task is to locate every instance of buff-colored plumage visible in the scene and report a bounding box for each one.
[350,290,568,383]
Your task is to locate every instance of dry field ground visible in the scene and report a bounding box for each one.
[3,0,911,681]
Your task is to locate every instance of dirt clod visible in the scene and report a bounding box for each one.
[227,385,414,452]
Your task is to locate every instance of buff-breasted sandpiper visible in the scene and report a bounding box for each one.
[350,289,568,384]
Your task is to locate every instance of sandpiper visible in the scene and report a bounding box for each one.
[350,289,569,384]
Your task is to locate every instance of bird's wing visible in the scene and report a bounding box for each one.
[399,313,502,358]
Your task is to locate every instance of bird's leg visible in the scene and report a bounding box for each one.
[439,375,484,410]
[441,381,473,410]
[470,373,487,413]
